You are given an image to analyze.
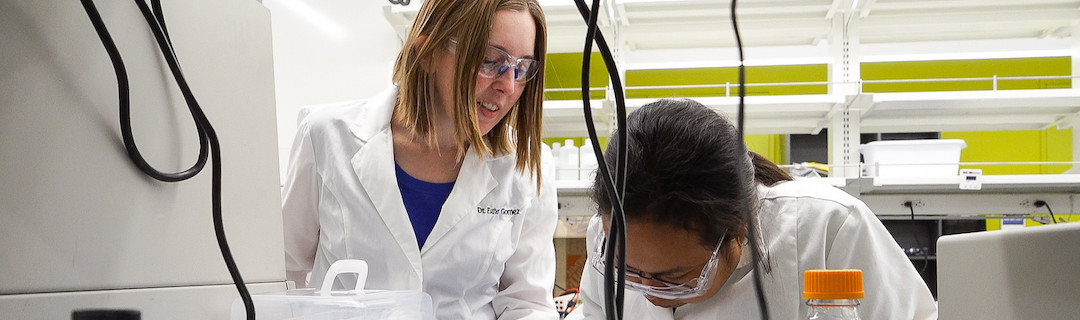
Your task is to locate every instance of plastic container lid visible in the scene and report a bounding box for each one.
[803,269,864,299]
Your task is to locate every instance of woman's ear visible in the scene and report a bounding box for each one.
[414,35,435,73]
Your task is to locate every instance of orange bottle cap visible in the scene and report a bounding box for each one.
[803,269,864,299]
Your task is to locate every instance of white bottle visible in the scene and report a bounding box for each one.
[579,139,598,181]
[558,139,579,181]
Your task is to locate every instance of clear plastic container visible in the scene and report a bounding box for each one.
[232,260,434,320]
[804,269,863,320]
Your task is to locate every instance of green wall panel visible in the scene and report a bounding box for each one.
[943,127,1072,175]
[861,57,1071,93]
[544,52,609,101]
[745,134,788,165]
[541,56,1073,173]
[625,65,828,98]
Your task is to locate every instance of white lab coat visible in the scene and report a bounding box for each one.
[282,86,559,320]
[580,179,938,320]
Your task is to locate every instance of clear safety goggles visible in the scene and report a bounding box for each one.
[591,228,727,300]
[447,39,540,83]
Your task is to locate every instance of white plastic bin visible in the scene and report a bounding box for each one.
[232,260,434,320]
[859,139,967,177]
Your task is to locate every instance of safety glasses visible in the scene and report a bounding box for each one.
[591,228,727,300]
[447,39,540,83]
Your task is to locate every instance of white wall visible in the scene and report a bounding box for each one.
[264,0,404,183]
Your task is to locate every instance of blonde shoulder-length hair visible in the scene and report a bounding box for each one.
[391,0,547,186]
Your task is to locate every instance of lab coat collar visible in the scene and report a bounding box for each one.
[347,86,398,142]
[352,124,425,283]
[348,85,422,282]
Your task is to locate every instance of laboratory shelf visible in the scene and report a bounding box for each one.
[856,174,1080,194]
[556,174,1080,218]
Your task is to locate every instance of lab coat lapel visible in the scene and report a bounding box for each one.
[352,131,422,257]
[348,86,424,279]
[420,149,496,254]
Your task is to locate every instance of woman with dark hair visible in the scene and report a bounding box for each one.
[281,0,558,318]
[578,99,937,319]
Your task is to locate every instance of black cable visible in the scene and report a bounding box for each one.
[1034,200,1058,224]
[78,1,255,319]
[903,201,929,275]
[570,0,629,319]
[730,1,771,319]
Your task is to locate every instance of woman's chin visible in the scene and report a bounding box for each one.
[645,295,688,309]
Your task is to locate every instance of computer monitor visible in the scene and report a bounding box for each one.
[937,222,1080,319]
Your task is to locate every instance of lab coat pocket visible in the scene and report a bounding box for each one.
[485,215,516,277]
[464,214,515,289]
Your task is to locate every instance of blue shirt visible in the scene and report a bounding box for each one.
[395,163,455,248]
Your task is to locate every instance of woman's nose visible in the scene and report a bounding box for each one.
[490,68,517,93]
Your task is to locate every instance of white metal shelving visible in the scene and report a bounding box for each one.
[383,0,1080,176]
[555,173,1080,230]
[385,0,1080,165]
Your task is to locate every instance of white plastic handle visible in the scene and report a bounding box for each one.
[319,259,369,296]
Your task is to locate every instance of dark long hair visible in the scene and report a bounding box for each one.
[590,99,792,250]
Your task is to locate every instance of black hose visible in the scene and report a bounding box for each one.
[731,1,771,319]
[78,1,254,318]
[570,0,629,319]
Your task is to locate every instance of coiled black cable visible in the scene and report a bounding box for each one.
[78,1,255,319]
[570,0,629,319]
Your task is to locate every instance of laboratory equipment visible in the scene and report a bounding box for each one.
[233,260,435,320]
[1,0,284,318]
[937,222,1080,319]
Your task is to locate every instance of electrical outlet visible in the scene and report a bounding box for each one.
[554,292,577,313]
[902,200,925,208]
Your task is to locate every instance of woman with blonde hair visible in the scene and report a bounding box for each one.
[282,0,557,318]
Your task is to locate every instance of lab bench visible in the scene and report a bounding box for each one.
[553,174,1080,298]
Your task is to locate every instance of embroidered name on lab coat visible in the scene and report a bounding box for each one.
[477,207,521,216]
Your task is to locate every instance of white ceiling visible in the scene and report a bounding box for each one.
[383,0,1080,137]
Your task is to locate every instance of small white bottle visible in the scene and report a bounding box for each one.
[558,139,579,181]
[579,139,598,181]
[551,142,562,161]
